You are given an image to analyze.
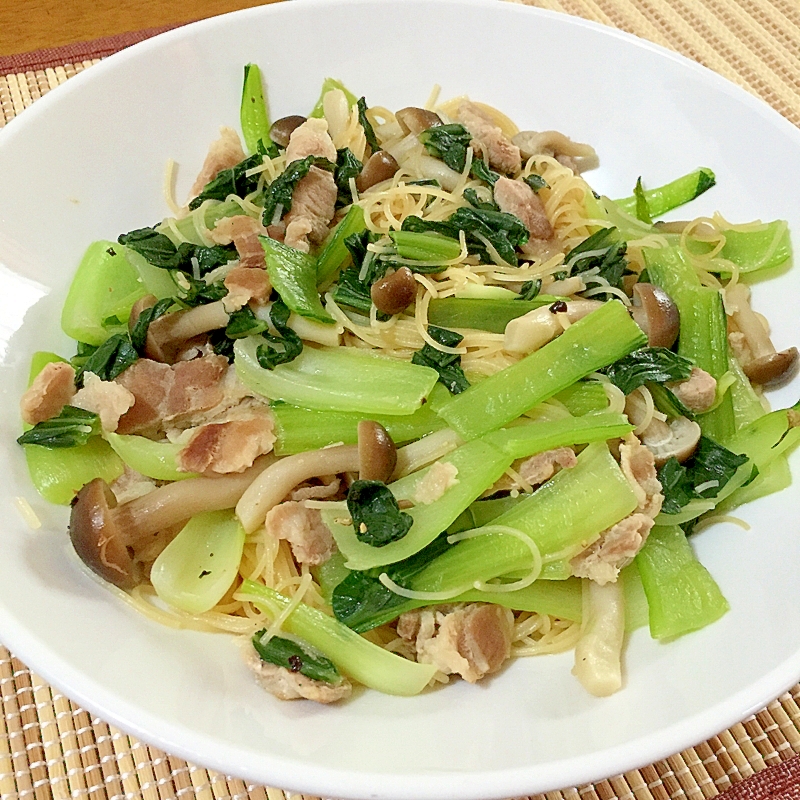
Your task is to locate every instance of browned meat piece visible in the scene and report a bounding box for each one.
[189,127,247,200]
[284,118,337,164]
[72,373,136,432]
[223,266,272,309]
[290,478,341,502]
[397,603,514,683]
[265,501,336,565]
[570,512,654,585]
[283,167,338,253]
[210,215,271,271]
[456,101,521,175]
[619,436,664,519]
[177,412,276,474]
[493,176,553,241]
[246,649,351,703]
[667,367,717,412]
[20,361,76,425]
[115,355,231,437]
[518,447,577,485]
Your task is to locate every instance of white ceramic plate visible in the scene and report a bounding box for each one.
[1,1,799,798]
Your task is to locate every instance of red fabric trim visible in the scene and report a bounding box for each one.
[718,754,800,799]
[0,24,181,74]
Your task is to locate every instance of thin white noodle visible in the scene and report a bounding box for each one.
[259,572,313,644]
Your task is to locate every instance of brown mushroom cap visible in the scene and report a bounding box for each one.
[630,283,680,349]
[269,115,307,149]
[358,421,397,483]
[640,416,701,467]
[356,150,400,193]
[69,478,140,590]
[743,347,799,386]
[395,107,442,136]
[370,267,417,316]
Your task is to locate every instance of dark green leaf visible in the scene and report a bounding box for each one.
[251,631,341,684]
[261,155,336,226]
[225,306,268,339]
[418,123,472,172]
[357,97,380,152]
[517,279,542,300]
[411,325,470,395]
[634,177,653,224]
[565,227,628,289]
[658,458,698,515]
[118,228,184,269]
[470,157,500,186]
[178,276,229,308]
[463,188,499,212]
[335,147,363,204]
[75,334,138,385]
[255,300,303,369]
[347,480,413,547]
[130,298,174,353]
[523,173,548,193]
[603,347,694,395]
[17,406,100,449]
[188,153,264,211]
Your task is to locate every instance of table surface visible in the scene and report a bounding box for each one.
[2,1,800,799]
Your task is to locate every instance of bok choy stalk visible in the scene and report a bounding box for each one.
[150,510,245,614]
[613,168,716,219]
[438,300,647,440]
[234,336,438,415]
[315,205,366,287]
[240,63,272,155]
[323,438,513,570]
[635,525,729,639]
[643,246,735,442]
[104,432,199,482]
[236,580,436,695]
[426,296,567,333]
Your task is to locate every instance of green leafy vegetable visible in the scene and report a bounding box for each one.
[517,279,542,300]
[470,157,500,186]
[240,63,272,155]
[129,298,174,353]
[74,333,138,385]
[118,228,237,277]
[188,153,264,210]
[255,301,303,369]
[463,188,498,212]
[603,346,694,395]
[252,631,342,684]
[347,480,413,547]
[335,147,363,204]
[523,174,548,193]
[565,227,628,289]
[17,406,100,449]
[633,177,653,224]
[261,155,336,226]
[658,436,750,516]
[411,325,470,394]
[418,123,472,171]
[357,97,380,152]
[225,306,268,339]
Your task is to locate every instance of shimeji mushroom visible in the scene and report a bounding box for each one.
[504,299,602,354]
[640,416,702,466]
[727,283,799,386]
[370,267,417,316]
[629,283,680,349]
[69,458,272,589]
[236,422,398,533]
[355,151,400,193]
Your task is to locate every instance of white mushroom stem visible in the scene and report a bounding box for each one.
[118,456,274,543]
[726,284,773,357]
[160,300,231,340]
[236,445,360,533]
[504,300,602,354]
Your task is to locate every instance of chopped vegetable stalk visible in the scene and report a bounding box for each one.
[252,632,343,684]
[635,525,729,639]
[684,220,791,274]
[120,246,180,300]
[426,296,567,333]
[315,205,366,287]
[308,78,359,119]
[438,300,647,440]
[234,336,438,415]
[260,237,335,325]
[240,63,272,155]
[104,432,199,481]
[613,168,716,218]
[151,510,245,614]
[572,580,625,697]
[236,580,437,696]
[484,413,634,459]
[388,230,462,264]
[644,247,734,442]
[456,577,583,622]
[325,438,512,570]
[61,241,147,346]
[17,406,100,449]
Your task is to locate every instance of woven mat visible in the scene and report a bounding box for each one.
[2,0,800,797]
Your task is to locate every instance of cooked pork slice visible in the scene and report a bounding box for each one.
[72,372,136,432]
[397,603,514,683]
[283,167,338,253]
[413,462,459,505]
[210,215,271,271]
[291,478,341,502]
[115,354,231,436]
[189,126,246,200]
[618,436,664,519]
[284,117,337,164]
[246,649,352,703]
[109,465,157,505]
[456,101,521,175]
[20,361,77,425]
[265,501,337,565]
[518,447,577,486]
[570,512,654,585]
[667,367,717,413]
[493,176,553,241]
[177,411,276,474]
[223,266,272,310]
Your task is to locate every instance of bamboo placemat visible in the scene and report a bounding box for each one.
[2,0,800,798]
